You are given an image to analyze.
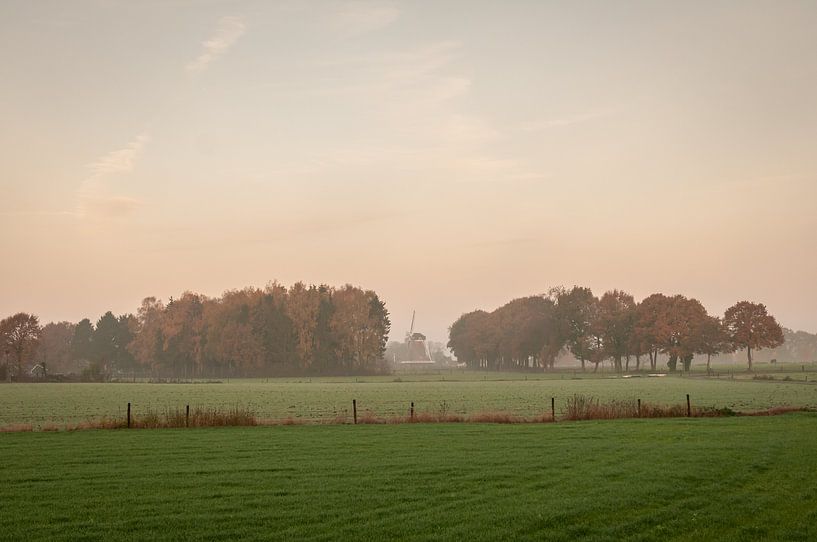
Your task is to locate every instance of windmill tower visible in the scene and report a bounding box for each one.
[402,310,433,364]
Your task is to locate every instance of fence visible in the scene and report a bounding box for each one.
[14,393,793,431]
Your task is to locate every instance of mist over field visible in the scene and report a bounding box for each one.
[2,2,817,541]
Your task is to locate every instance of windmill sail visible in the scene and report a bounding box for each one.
[402,310,433,364]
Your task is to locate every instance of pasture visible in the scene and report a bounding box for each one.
[1,414,816,541]
[2,367,817,427]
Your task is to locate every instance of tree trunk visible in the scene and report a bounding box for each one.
[15,349,23,381]
[747,346,753,371]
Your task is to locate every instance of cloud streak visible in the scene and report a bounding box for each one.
[186,16,246,74]
[520,109,615,131]
[77,133,149,219]
[334,1,400,36]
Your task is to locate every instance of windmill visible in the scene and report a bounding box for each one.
[402,310,433,364]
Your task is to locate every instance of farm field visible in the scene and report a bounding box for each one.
[2,369,817,427]
[1,414,816,541]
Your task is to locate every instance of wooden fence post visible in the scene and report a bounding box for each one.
[686,394,691,417]
[353,399,357,424]
[410,402,414,420]
[186,404,190,428]
[637,398,641,418]
[127,402,131,428]
[551,397,556,422]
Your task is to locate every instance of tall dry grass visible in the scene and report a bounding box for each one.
[0,423,33,433]
[563,394,707,421]
[133,406,257,428]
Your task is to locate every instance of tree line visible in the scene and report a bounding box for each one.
[448,287,786,373]
[0,282,390,381]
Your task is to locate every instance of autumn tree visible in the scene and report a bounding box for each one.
[128,297,166,373]
[0,313,42,380]
[286,283,322,371]
[723,301,784,370]
[313,285,338,371]
[657,295,710,372]
[491,296,561,370]
[204,288,265,375]
[448,310,497,369]
[162,293,206,377]
[330,285,390,373]
[555,287,599,371]
[597,290,636,373]
[251,282,296,371]
[696,316,732,372]
[633,294,672,371]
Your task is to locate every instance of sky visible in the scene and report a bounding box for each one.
[1,0,816,342]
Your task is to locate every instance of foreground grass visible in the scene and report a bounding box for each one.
[3,374,817,427]
[1,415,816,541]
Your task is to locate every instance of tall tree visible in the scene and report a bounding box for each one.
[671,296,710,372]
[128,297,166,374]
[723,301,784,371]
[71,318,94,365]
[696,316,732,372]
[37,321,76,375]
[448,310,496,369]
[633,293,673,371]
[162,293,206,377]
[286,283,321,370]
[556,287,599,371]
[252,282,296,371]
[330,285,390,373]
[92,312,120,377]
[91,312,137,378]
[114,314,138,371]
[597,290,636,373]
[0,313,42,380]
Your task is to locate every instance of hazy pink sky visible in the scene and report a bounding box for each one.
[2,1,816,341]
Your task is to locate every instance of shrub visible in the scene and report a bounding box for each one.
[564,395,639,421]
[0,423,33,433]
[127,406,257,429]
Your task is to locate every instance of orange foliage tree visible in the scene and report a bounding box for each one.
[723,301,784,370]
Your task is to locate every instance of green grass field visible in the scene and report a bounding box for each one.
[2,370,817,427]
[1,414,816,541]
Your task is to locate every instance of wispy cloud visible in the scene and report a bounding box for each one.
[77,133,149,219]
[333,1,400,36]
[186,16,246,74]
[86,133,149,176]
[314,41,467,108]
[270,40,544,184]
[520,109,615,131]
